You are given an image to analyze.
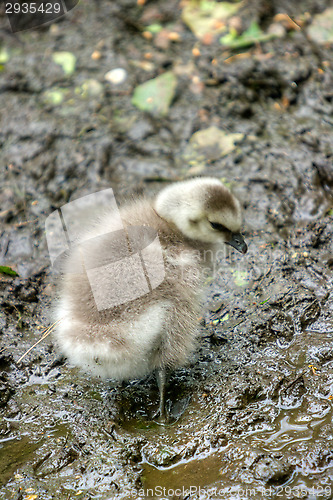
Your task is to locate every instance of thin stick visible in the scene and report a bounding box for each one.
[17,319,62,363]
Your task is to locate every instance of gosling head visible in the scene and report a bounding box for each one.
[155,177,247,254]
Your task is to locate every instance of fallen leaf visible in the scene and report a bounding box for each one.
[274,13,301,31]
[307,7,333,44]
[182,0,241,40]
[145,23,163,33]
[0,266,19,277]
[184,126,244,162]
[52,51,76,76]
[132,71,177,116]
[43,88,66,105]
[0,47,10,64]
[220,20,278,49]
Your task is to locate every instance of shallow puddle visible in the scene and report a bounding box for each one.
[141,405,333,498]
[0,436,40,487]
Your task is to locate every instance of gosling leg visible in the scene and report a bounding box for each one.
[155,367,167,420]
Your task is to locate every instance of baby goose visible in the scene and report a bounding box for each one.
[54,177,247,418]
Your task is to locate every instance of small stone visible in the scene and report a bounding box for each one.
[104,68,127,85]
[143,31,153,40]
[267,22,286,38]
[168,31,180,41]
[49,24,59,35]
[91,50,102,60]
[128,120,153,141]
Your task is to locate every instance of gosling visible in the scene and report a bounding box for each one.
[54,177,247,419]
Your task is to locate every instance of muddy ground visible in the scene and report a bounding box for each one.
[0,0,333,499]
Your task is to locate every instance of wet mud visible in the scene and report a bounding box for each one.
[0,0,333,499]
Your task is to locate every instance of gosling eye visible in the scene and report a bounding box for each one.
[209,221,229,232]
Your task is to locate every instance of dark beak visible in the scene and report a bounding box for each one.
[226,232,248,254]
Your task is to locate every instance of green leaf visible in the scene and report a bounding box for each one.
[52,51,76,76]
[182,0,241,39]
[132,71,177,116]
[0,266,19,277]
[220,20,276,49]
[307,7,333,44]
[0,48,10,64]
[184,126,243,162]
[43,88,66,105]
[146,23,163,34]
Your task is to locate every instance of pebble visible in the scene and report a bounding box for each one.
[104,68,127,85]
[91,50,102,60]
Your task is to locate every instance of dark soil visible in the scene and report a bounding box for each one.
[0,0,333,499]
